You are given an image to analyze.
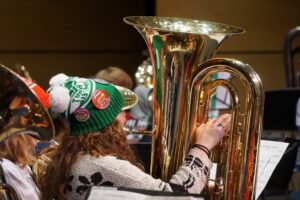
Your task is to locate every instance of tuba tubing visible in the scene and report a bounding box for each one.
[188,58,264,199]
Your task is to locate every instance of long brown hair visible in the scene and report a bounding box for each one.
[40,120,142,200]
[0,133,36,168]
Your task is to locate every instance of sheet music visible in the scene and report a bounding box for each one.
[86,186,204,200]
[255,140,289,199]
[209,140,289,199]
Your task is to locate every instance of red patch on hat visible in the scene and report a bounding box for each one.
[21,78,50,109]
[92,89,110,109]
[74,108,90,122]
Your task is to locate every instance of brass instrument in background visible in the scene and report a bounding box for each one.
[0,64,55,200]
[0,64,54,141]
[135,58,154,109]
[135,58,153,89]
[13,64,59,183]
[124,16,264,200]
[32,140,59,183]
[14,64,33,82]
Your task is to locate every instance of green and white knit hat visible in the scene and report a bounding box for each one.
[48,73,138,136]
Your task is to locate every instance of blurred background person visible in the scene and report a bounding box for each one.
[95,66,134,90]
[0,133,39,200]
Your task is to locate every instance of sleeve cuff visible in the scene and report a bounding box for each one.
[189,147,213,169]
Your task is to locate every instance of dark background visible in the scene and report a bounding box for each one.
[0,0,155,87]
[0,0,299,91]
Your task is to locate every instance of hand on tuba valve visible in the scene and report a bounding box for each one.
[194,114,231,151]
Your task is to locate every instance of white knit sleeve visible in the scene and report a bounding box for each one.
[97,148,212,194]
[67,149,212,199]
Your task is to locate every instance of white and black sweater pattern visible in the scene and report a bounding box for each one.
[66,148,212,200]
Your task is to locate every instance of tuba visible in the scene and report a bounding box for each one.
[0,64,55,200]
[124,16,264,200]
[0,64,55,141]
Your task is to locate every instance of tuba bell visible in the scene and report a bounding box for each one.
[0,64,55,200]
[124,16,264,200]
[0,64,55,141]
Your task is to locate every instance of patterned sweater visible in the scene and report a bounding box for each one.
[66,148,212,200]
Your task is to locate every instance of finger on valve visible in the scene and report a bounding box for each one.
[194,113,231,151]
[211,113,231,132]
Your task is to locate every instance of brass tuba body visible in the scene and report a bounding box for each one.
[124,16,264,199]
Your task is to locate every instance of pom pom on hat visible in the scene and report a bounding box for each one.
[49,86,71,114]
[49,73,69,87]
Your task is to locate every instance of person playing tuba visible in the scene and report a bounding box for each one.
[39,74,230,200]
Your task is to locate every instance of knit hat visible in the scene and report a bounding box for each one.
[48,74,138,136]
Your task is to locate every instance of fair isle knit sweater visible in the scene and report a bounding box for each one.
[66,148,212,200]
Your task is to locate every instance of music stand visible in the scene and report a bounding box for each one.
[263,88,300,131]
[261,88,300,198]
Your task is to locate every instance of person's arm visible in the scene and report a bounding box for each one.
[167,148,212,193]
[96,148,211,194]
[69,114,231,196]
[2,160,39,200]
[102,114,230,193]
